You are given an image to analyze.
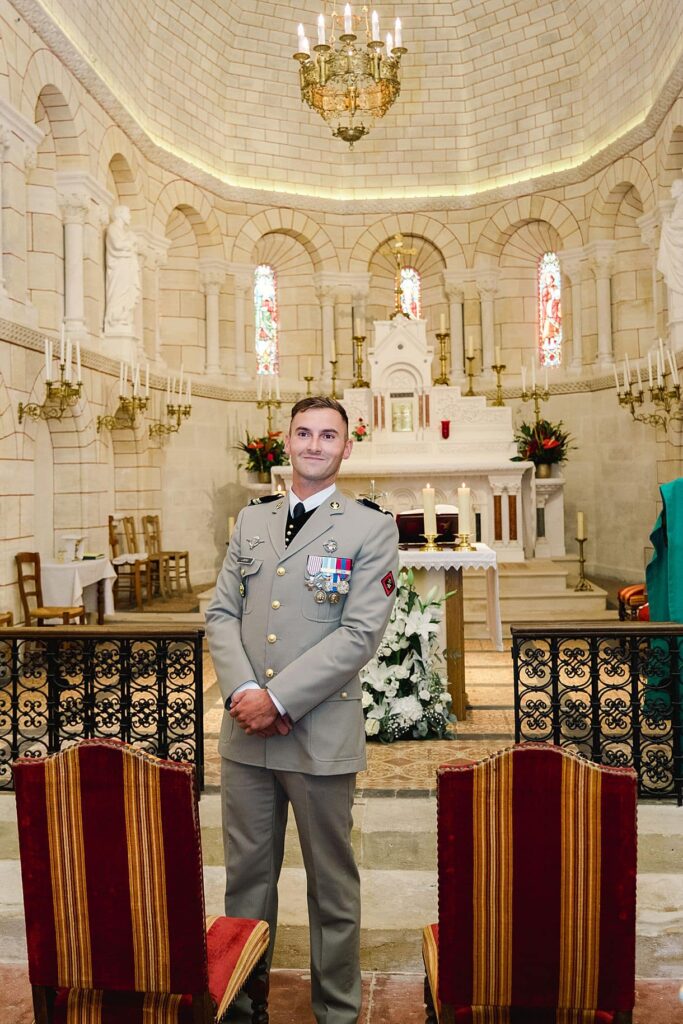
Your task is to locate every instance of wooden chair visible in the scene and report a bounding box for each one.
[122,515,170,599]
[618,584,647,621]
[422,743,637,1024]
[0,611,12,626]
[108,515,151,609]
[14,738,270,1024]
[15,553,84,626]
[143,514,193,595]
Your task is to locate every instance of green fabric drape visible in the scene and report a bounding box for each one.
[645,477,683,716]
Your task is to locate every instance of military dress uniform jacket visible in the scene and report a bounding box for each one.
[205,488,399,775]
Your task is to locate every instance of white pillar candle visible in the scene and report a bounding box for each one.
[60,323,65,364]
[394,16,402,47]
[371,9,380,39]
[667,348,677,382]
[317,13,325,45]
[467,335,474,358]
[613,364,621,394]
[145,362,150,397]
[625,353,632,385]
[647,351,653,388]
[636,361,643,393]
[385,31,393,51]
[657,350,664,385]
[457,481,472,537]
[440,312,446,333]
[301,34,310,54]
[170,376,176,402]
[422,483,437,536]
[64,340,72,382]
[44,338,50,380]
[344,3,352,35]
[577,511,586,540]
[521,366,527,393]
[297,22,305,48]
[76,340,81,383]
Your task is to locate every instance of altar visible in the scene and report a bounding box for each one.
[274,315,566,562]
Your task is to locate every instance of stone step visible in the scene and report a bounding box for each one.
[463,565,571,597]
[465,610,619,639]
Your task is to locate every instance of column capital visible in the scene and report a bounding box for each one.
[314,281,338,306]
[637,208,665,252]
[585,240,616,278]
[57,191,89,225]
[134,228,171,270]
[199,259,227,293]
[226,261,253,292]
[473,267,500,298]
[557,246,586,282]
[56,170,113,214]
[0,97,43,151]
[442,269,466,301]
[335,271,371,300]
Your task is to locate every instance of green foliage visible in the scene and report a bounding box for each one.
[511,418,575,465]
[234,431,289,473]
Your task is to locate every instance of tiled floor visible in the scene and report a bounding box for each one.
[2,966,682,1023]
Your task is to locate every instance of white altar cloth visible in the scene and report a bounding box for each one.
[41,558,117,618]
[398,544,503,651]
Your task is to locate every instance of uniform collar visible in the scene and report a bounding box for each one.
[289,482,337,515]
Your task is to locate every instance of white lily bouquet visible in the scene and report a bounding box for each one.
[360,569,456,742]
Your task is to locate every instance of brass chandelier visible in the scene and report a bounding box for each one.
[293,4,407,147]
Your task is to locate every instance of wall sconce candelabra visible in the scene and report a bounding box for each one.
[149,376,192,439]
[615,343,682,430]
[490,360,506,406]
[352,335,369,388]
[19,334,82,424]
[97,361,150,434]
[329,359,339,399]
[257,398,282,433]
[433,331,451,386]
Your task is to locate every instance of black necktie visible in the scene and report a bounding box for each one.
[293,501,306,520]
[286,501,308,547]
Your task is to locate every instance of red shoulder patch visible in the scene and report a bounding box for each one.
[381,571,395,597]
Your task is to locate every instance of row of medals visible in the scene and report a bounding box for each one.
[305,573,350,605]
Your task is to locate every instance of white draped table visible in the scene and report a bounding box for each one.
[398,544,502,721]
[41,558,117,623]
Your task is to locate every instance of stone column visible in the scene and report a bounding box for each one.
[475,270,500,376]
[587,241,616,370]
[558,248,585,374]
[315,284,336,389]
[228,266,252,381]
[0,126,12,301]
[199,262,226,375]
[57,190,89,341]
[135,230,170,364]
[443,273,465,377]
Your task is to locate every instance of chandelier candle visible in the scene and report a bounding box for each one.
[577,511,586,540]
[457,482,472,537]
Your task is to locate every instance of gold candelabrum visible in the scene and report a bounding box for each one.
[351,335,369,388]
[574,537,593,592]
[329,359,339,400]
[521,381,550,423]
[490,362,506,406]
[256,398,282,434]
[148,399,192,439]
[420,532,442,553]
[464,354,476,396]
[293,7,407,148]
[303,374,314,397]
[617,374,682,431]
[97,394,149,434]
[433,332,451,386]
[455,532,477,552]
[18,363,82,424]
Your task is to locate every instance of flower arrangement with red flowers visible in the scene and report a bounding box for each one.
[235,431,289,473]
[352,417,369,443]
[511,418,575,465]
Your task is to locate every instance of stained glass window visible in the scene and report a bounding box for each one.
[400,267,421,319]
[538,252,562,366]
[254,264,279,375]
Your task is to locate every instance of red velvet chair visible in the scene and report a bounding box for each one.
[422,743,637,1024]
[13,739,270,1023]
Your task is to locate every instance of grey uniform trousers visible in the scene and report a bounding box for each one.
[222,758,361,1024]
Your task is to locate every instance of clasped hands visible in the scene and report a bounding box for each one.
[230,688,292,737]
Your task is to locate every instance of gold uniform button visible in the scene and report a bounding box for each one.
[267,633,277,643]
[276,566,286,576]
[341,691,348,699]
[265,668,274,679]
[271,600,281,609]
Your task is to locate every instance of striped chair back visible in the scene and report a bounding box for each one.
[436,744,637,1016]
[14,739,208,996]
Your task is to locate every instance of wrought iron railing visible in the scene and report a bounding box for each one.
[511,622,683,803]
[0,625,205,791]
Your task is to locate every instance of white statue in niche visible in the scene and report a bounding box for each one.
[658,179,683,322]
[104,205,140,334]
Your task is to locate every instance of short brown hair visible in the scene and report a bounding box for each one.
[290,395,349,432]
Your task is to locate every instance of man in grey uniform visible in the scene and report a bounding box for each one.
[205,396,399,1024]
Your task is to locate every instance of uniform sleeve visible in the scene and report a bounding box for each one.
[268,510,399,722]
[204,509,257,705]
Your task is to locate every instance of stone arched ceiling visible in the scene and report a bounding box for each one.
[16,0,683,203]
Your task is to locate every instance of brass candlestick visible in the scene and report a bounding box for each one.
[256,397,282,433]
[574,537,593,592]
[454,532,476,552]
[148,400,192,438]
[521,382,549,423]
[351,335,369,388]
[329,359,339,400]
[420,532,442,552]
[464,354,476,396]
[97,394,149,433]
[618,376,680,431]
[490,362,506,406]
[303,374,314,397]
[18,362,82,423]
[433,331,451,386]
